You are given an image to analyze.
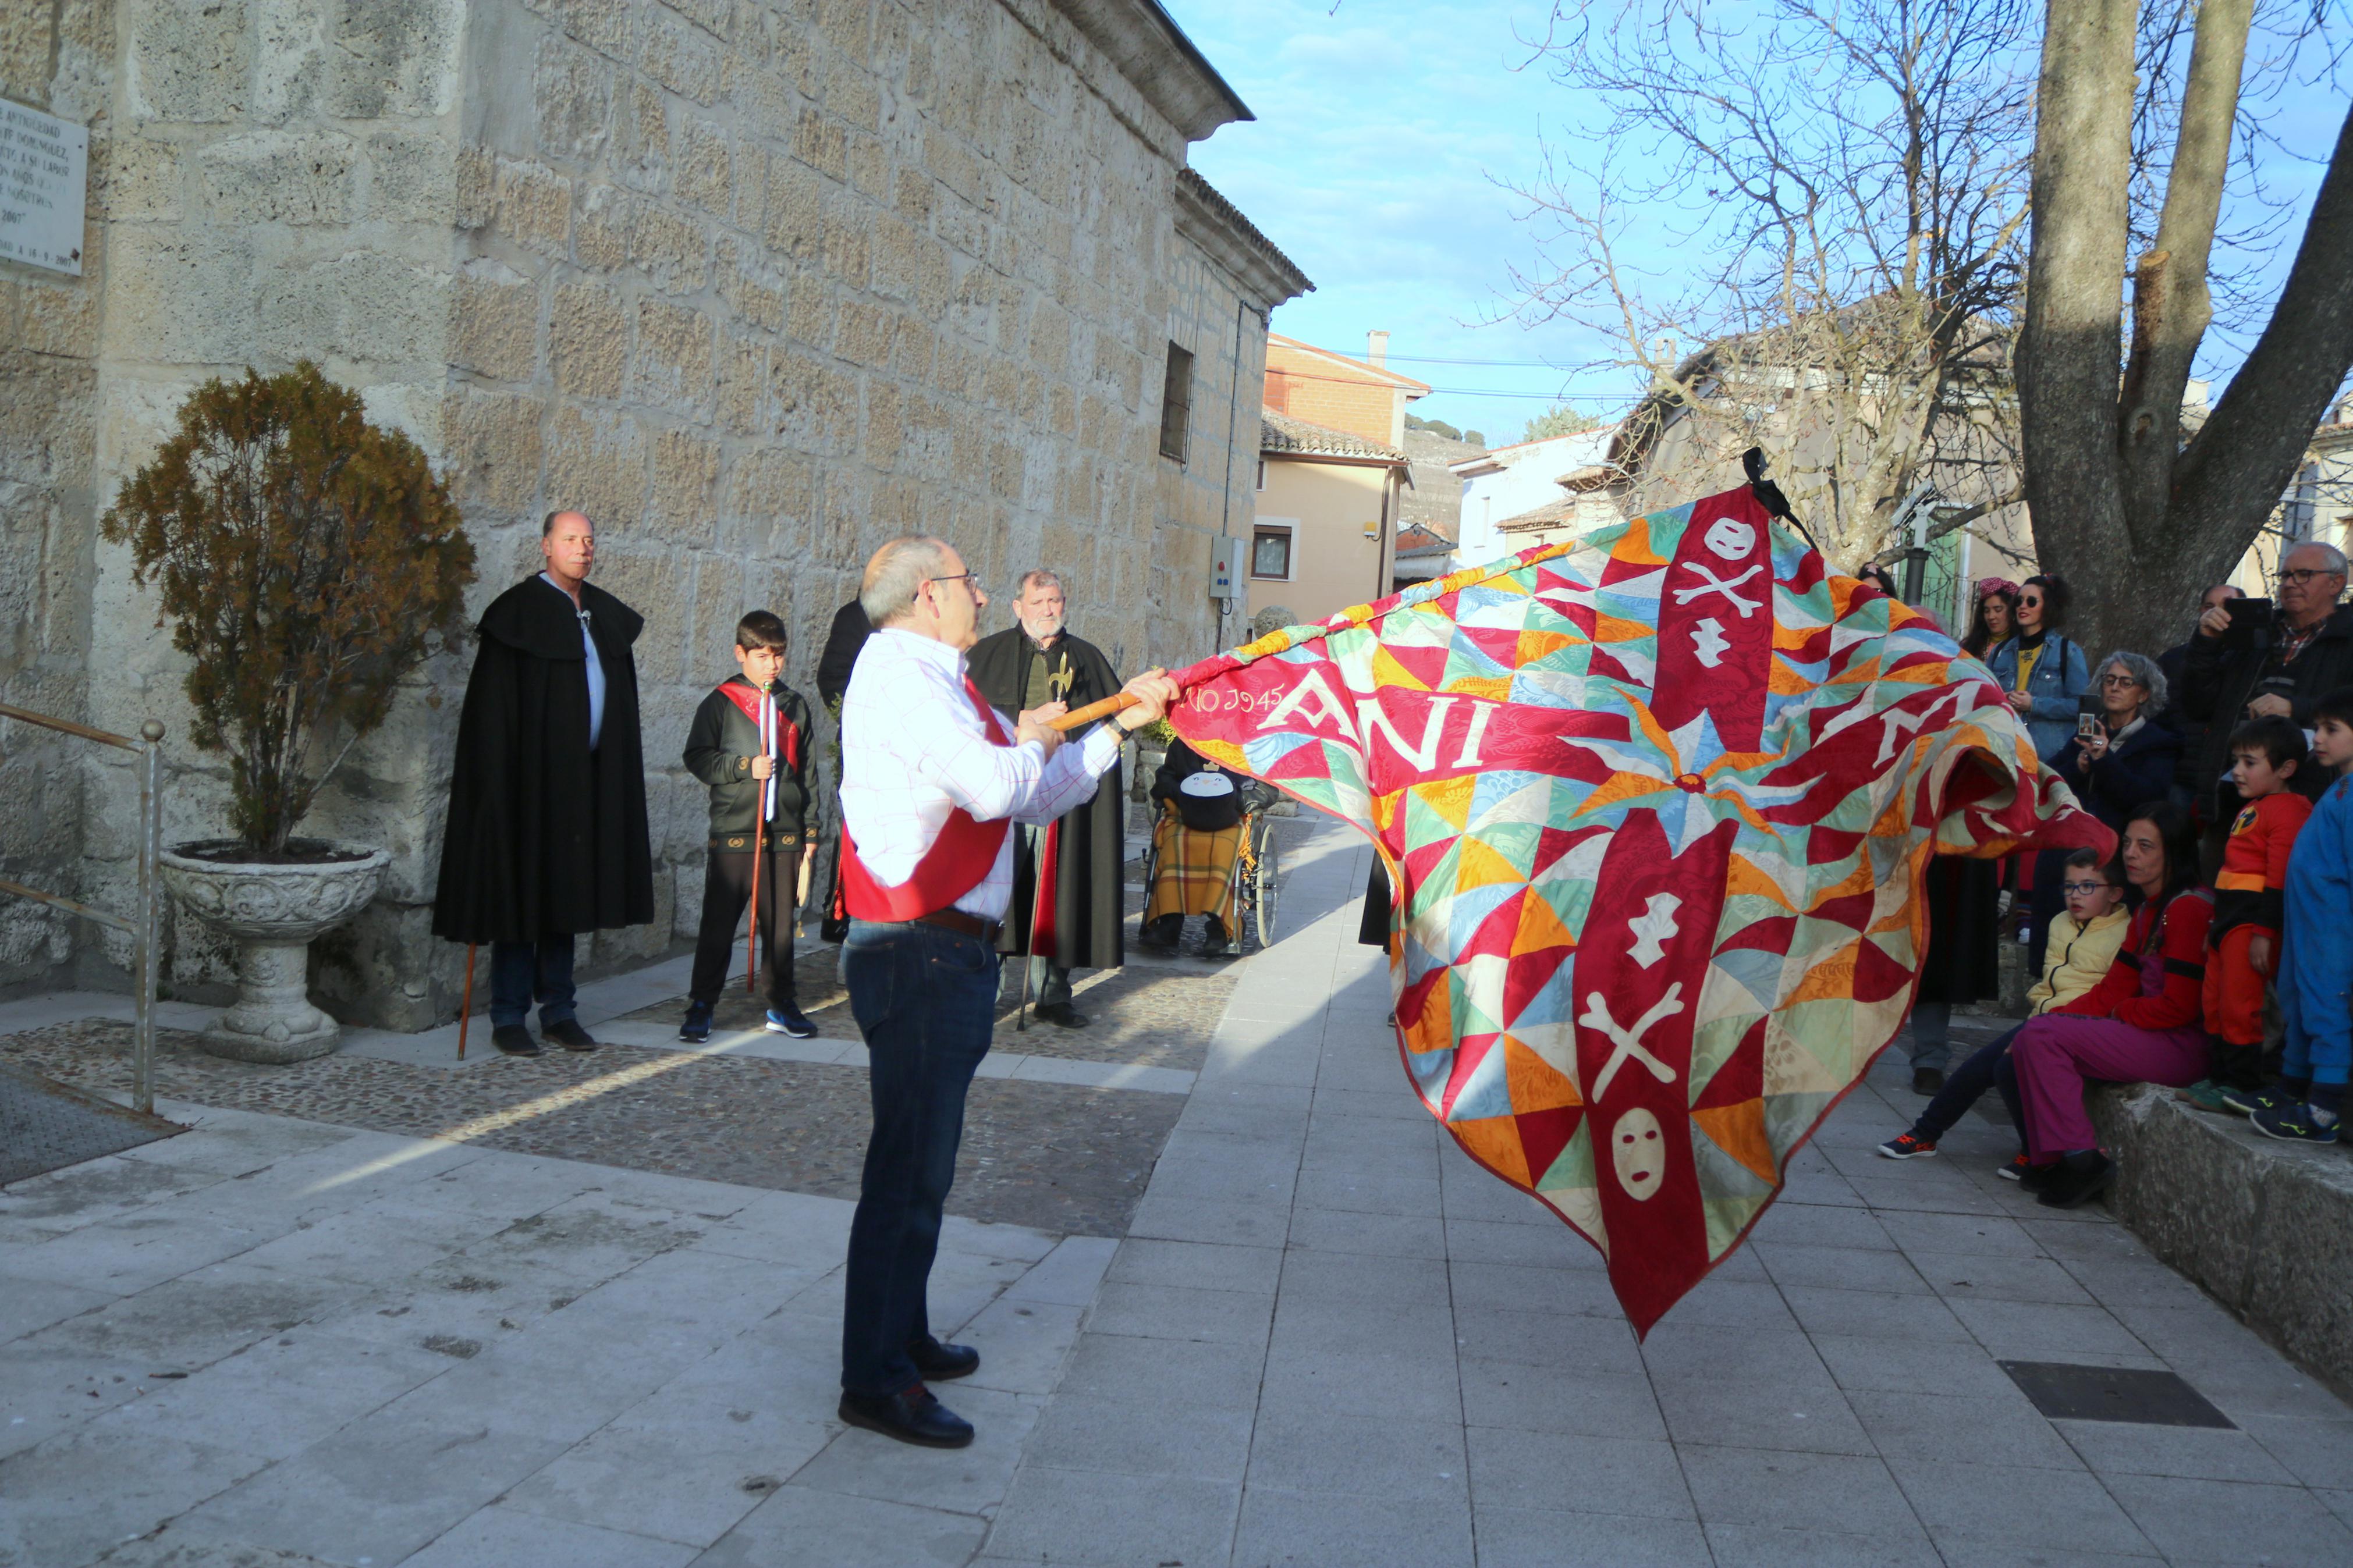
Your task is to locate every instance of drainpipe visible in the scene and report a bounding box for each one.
[1215,299,1254,643]
[1375,465,1394,599]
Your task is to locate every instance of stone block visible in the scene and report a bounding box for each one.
[538,0,633,61]
[533,38,613,166]
[449,260,540,383]
[367,127,455,225]
[628,202,711,292]
[647,429,719,545]
[129,0,251,122]
[544,403,650,523]
[792,107,845,181]
[639,9,719,104]
[490,155,572,256]
[258,249,449,369]
[99,229,258,364]
[2238,1146,2353,1387]
[715,238,785,332]
[718,446,814,547]
[823,53,881,134]
[319,0,463,119]
[760,157,821,260]
[630,298,714,417]
[440,389,544,513]
[548,279,627,398]
[719,55,796,132]
[97,136,183,222]
[672,118,731,218]
[570,182,632,271]
[665,0,732,39]
[454,144,494,229]
[821,202,869,288]
[711,333,769,435]
[15,273,98,361]
[586,549,684,684]
[613,79,670,193]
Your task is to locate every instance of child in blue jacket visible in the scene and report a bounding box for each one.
[2249,686,2353,1143]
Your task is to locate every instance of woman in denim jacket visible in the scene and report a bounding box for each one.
[1987,574,2093,971]
[1986,575,2091,765]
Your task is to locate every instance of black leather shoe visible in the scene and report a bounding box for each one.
[2036,1153,2116,1209]
[1136,915,1181,954]
[544,1019,598,1052]
[491,1025,541,1057]
[837,1384,974,1448]
[1032,1001,1087,1029]
[908,1336,979,1381]
[1912,1066,1945,1096]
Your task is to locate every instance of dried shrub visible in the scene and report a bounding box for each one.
[101,362,478,854]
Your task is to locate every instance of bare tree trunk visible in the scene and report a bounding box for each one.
[2017,0,2136,632]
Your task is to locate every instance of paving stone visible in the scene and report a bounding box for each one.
[1677,1446,1919,1535]
[2101,1471,2353,1563]
[1245,1409,1468,1503]
[1698,1521,1938,1566]
[1458,1359,1665,1441]
[402,1505,700,1567]
[0,1427,271,1568]
[1464,1427,1693,1518]
[1022,1392,1255,1481]
[1232,1485,1474,1568]
[1474,1506,1712,1567]
[1847,1388,2081,1468]
[2056,1417,2301,1484]
[1887,1455,2157,1557]
[694,1485,991,1568]
[1652,1373,1874,1456]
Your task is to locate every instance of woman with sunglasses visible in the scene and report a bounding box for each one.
[1987,575,2093,971]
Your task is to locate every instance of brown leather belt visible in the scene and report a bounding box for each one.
[915,908,1002,944]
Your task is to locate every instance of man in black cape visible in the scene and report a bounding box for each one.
[431,510,654,1056]
[812,598,871,941]
[967,569,1124,1026]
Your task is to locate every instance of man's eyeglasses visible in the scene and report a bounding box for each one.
[2059,881,2114,895]
[2279,568,2344,587]
[2100,673,2142,688]
[923,573,980,592]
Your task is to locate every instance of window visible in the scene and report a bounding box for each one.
[1255,457,1266,492]
[1158,342,1194,463]
[1251,527,1293,580]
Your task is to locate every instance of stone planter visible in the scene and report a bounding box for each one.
[158,840,391,1063]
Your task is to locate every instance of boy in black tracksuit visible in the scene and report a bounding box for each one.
[680,610,821,1042]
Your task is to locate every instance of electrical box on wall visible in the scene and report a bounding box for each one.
[1209,536,1243,600]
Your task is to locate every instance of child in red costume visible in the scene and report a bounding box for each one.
[2201,716,2311,1101]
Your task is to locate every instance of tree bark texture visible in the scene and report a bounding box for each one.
[2021,5,2353,658]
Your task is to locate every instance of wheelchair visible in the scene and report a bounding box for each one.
[1139,781,1282,955]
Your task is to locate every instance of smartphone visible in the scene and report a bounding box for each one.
[2076,693,2102,739]
[2220,597,2271,651]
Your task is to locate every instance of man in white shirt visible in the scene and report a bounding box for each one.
[834,535,1176,1448]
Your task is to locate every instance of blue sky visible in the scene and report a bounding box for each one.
[1164,0,2348,446]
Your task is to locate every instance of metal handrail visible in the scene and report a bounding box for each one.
[0,703,164,1114]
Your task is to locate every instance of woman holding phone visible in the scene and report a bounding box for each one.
[2057,652,2183,833]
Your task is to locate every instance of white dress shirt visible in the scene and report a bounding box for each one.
[840,627,1122,922]
[541,573,606,749]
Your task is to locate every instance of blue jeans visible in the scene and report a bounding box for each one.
[1910,1025,2027,1147]
[839,919,1000,1398]
[489,936,576,1029]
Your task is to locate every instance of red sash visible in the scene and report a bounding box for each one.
[717,681,801,770]
[839,677,1013,922]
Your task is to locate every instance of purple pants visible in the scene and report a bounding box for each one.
[2012,1013,2210,1158]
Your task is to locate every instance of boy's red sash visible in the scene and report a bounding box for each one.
[718,680,800,770]
[839,677,1013,922]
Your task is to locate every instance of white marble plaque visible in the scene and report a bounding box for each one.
[0,98,87,276]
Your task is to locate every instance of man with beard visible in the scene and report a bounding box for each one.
[432,510,654,1056]
[967,570,1127,1026]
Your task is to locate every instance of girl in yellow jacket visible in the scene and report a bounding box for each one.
[1878,849,2128,1167]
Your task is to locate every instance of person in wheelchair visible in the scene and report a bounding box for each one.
[1140,738,1265,957]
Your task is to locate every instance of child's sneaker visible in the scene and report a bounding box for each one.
[1996,1153,2032,1182]
[1875,1131,1937,1160]
[765,1005,817,1040]
[2249,1102,2341,1144]
[2217,1083,2295,1117]
[2174,1079,2233,1114]
[678,1003,713,1044]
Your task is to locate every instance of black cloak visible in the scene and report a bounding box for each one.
[816,599,871,710]
[968,624,1125,970]
[430,576,655,944]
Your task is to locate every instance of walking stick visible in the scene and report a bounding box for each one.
[1016,826,1044,1032]
[457,941,475,1060]
[747,680,776,993]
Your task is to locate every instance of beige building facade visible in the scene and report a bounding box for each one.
[1248,412,1406,625]
[0,0,1306,1025]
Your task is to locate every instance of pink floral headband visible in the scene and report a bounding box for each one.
[1974,577,2021,600]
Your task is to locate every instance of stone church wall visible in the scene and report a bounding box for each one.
[5,0,1289,1026]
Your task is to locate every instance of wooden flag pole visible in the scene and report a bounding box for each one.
[457,941,475,1060]
[746,681,774,994]
[1050,691,1135,731]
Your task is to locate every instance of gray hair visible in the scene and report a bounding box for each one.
[2285,540,2350,576]
[860,536,954,627]
[1250,605,1296,640]
[1017,569,1063,596]
[2100,650,2167,714]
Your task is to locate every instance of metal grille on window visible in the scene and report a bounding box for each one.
[1159,342,1194,463]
